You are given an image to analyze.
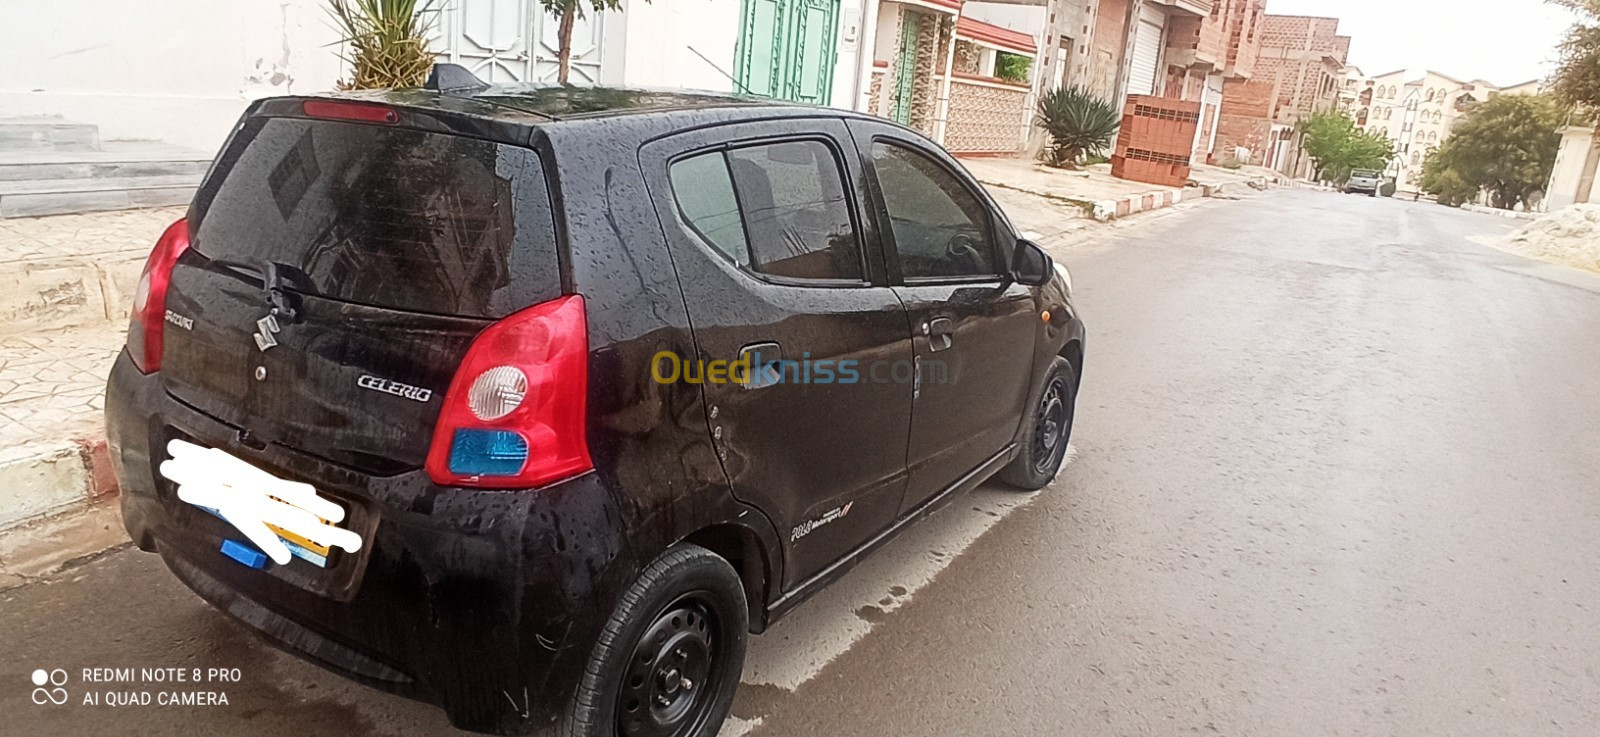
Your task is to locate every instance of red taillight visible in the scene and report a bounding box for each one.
[425,295,592,489]
[127,219,190,373]
[302,100,399,124]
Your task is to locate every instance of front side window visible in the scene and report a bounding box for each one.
[669,140,864,283]
[870,141,998,281]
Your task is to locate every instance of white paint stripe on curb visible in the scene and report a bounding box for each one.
[0,442,92,529]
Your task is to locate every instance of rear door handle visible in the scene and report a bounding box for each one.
[925,318,955,353]
[738,342,782,389]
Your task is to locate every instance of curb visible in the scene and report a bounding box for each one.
[1086,175,1270,222]
[0,498,126,589]
[1460,203,1540,221]
[0,434,122,583]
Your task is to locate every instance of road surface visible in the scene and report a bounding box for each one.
[6,189,1599,736]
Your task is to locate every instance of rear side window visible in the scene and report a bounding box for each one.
[669,140,864,283]
[191,117,560,318]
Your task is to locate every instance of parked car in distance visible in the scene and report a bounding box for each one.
[105,67,1085,737]
[1346,169,1384,196]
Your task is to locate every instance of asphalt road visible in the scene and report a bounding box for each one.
[6,189,1600,737]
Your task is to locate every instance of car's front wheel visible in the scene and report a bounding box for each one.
[998,356,1078,490]
[565,545,747,737]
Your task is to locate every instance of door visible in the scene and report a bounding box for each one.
[434,0,605,84]
[848,119,1038,514]
[1128,7,1166,97]
[640,120,913,589]
[736,0,841,104]
[891,12,919,124]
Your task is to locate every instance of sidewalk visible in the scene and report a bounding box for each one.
[0,207,179,586]
[960,156,1272,224]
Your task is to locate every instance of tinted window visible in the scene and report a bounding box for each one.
[729,141,863,282]
[192,118,558,318]
[669,152,750,266]
[871,142,998,280]
[668,140,863,283]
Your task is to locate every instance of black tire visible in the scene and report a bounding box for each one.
[998,356,1078,490]
[565,545,748,737]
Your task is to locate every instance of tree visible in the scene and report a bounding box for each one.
[541,0,646,85]
[1298,111,1397,185]
[1550,0,1600,114]
[1419,142,1480,207]
[1420,94,1564,209]
[328,0,438,90]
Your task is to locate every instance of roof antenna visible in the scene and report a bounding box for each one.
[425,63,490,93]
[688,46,754,95]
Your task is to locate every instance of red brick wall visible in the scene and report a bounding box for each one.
[1112,95,1201,187]
[1213,79,1275,163]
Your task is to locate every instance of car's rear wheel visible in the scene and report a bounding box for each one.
[565,545,747,737]
[998,356,1078,490]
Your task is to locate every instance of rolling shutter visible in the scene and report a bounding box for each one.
[1128,8,1166,97]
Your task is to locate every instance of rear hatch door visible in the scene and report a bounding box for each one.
[161,111,561,476]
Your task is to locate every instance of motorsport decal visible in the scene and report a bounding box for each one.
[791,501,854,542]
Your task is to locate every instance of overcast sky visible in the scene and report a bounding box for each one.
[1266,0,1579,86]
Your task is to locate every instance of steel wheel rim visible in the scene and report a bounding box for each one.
[618,595,721,737]
[1033,377,1068,475]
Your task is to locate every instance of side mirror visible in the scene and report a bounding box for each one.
[1012,239,1053,287]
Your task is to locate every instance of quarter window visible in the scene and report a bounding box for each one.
[669,140,865,283]
[870,141,998,281]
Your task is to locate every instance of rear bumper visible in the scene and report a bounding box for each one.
[105,351,629,735]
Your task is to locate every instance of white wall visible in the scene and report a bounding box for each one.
[0,0,346,153]
[960,2,1046,35]
[1547,125,1597,211]
[830,0,870,110]
[609,0,741,93]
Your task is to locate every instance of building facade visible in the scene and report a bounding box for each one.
[1364,70,1504,193]
[1211,14,1349,177]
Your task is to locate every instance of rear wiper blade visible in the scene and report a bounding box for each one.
[205,256,310,321]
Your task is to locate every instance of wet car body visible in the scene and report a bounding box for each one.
[106,83,1085,735]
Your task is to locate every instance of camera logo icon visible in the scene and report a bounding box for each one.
[31,668,68,705]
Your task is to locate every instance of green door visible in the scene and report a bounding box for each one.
[735,0,840,105]
[891,13,919,124]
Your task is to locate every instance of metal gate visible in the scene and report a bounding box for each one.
[735,0,841,104]
[432,0,605,84]
[1128,7,1165,97]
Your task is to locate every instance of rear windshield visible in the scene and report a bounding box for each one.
[1353,170,1381,178]
[191,116,560,318]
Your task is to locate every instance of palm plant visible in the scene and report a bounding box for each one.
[329,0,438,90]
[1036,86,1121,168]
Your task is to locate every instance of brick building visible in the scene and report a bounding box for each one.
[1212,14,1351,176]
[1094,0,1267,183]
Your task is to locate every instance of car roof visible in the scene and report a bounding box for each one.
[316,84,823,124]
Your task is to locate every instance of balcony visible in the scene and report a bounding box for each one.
[1147,0,1214,16]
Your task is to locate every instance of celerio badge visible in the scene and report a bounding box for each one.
[358,375,433,403]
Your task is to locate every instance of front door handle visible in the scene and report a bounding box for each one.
[925,318,955,353]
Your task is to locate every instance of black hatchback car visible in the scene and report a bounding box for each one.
[106,75,1084,737]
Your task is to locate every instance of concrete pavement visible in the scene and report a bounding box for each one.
[7,190,1600,737]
